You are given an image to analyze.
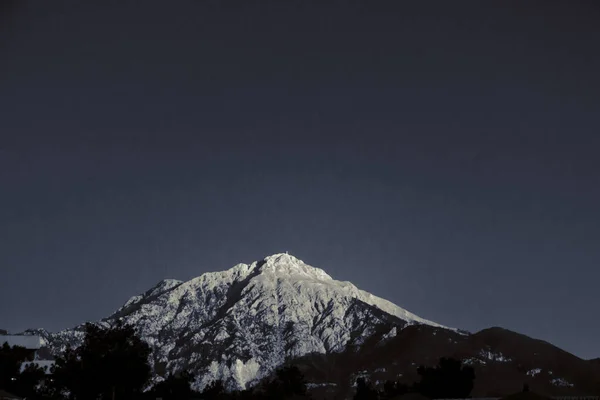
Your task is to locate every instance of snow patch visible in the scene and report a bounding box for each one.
[479,350,512,362]
[551,378,574,387]
[230,359,261,390]
[307,382,337,389]
[463,358,486,366]
[381,327,397,341]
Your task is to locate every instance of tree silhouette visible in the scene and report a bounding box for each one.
[1,342,32,388]
[52,320,151,400]
[13,362,47,399]
[382,380,409,399]
[0,342,40,395]
[201,379,226,400]
[264,366,307,399]
[413,357,475,399]
[354,378,378,400]
[153,371,195,400]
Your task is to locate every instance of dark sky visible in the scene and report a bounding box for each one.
[1,1,599,359]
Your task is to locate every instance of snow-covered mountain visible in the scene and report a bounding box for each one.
[37,253,452,390]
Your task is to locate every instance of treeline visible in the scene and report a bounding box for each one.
[0,322,475,400]
[354,357,475,400]
[1,340,48,399]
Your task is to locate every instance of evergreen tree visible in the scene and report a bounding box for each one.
[265,366,307,399]
[0,342,50,399]
[201,379,226,400]
[413,357,475,399]
[153,371,195,400]
[382,380,409,399]
[13,363,47,399]
[0,342,34,390]
[52,320,151,400]
[354,378,378,400]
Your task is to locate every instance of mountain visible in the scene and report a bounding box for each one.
[29,253,600,396]
[295,325,600,398]
[36,253,449,390]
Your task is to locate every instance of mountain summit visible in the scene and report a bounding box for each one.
[40,253,450,390]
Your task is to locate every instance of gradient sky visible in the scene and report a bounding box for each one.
[1,1,599,359]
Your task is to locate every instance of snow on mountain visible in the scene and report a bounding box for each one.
[39,253,452,390]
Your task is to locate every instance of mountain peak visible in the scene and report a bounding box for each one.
[257,253,333,281]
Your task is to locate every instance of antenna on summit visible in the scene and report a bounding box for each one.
[285,251,289,255]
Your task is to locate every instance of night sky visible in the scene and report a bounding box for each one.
[1,1,599,359]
